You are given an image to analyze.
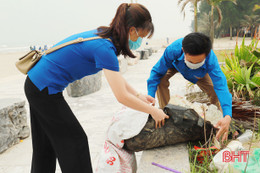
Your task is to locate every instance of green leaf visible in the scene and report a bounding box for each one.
[252,50,260,58]
[251,75,260,86]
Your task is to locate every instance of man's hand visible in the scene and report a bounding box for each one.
[138,94,156,106]
[214,115,232,142]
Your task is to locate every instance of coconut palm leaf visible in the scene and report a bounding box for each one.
[206,0,236,43]
[178,0,202,32]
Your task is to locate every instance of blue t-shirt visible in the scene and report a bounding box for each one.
[147,38,232,117]
[28,29,119,94]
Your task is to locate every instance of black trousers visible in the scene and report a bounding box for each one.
[24,77,93,173]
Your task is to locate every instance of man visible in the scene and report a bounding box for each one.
[147,32,232,142]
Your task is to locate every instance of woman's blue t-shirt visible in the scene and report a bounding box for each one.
[28,29,119,94]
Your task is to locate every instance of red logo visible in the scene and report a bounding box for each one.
[106,156,116,165]
[223,151,250,162]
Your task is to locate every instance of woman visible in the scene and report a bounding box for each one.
[25,3,169,173]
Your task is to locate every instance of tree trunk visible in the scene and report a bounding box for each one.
[251,27,256,40]
[194,0,198,32]
[210,5,214,44]
[230,25,232,40]
[251,27,254,39]
[258,25,260,39]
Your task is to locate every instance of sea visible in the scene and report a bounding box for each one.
[0,44,56,53]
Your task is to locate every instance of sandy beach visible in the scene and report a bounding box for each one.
[0,36,258,173]
[0,37,256,81]
[0,52,28,80]
[0,49,173,173]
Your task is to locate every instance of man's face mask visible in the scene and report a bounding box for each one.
[184,58,205,70]
[129,28,142,50]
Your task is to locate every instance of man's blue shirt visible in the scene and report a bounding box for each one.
[147,38,232,117]
[28,29,119,94]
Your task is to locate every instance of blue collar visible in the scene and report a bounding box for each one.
[177,53,184,61]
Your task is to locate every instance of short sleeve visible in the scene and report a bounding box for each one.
[94,44,119,72]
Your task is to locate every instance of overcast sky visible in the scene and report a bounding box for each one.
[0,0,193,46]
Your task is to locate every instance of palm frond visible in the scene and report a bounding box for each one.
[178,0,184,5]
[181,0,191,13]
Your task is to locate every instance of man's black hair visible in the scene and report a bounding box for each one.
[182,32,212,56]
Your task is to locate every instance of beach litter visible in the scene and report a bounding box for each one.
[209,140,244,173]
[233,148,260,173]
[194,145,220,164]
[124,104,216,152]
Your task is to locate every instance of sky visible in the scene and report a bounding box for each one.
[0,0,193,47]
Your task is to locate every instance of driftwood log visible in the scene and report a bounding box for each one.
[124,104,216,152]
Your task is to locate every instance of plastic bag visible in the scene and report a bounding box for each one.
[124,104,216,152]
[233,148,260,173]
[237,130,253,144]
[209,140,244,173]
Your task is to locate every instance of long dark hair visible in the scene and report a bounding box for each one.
[97,3,154,58]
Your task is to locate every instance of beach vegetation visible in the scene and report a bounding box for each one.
[178,0,202,32]
[197,0,260,40]
[206,0,237,44]
[221,37,260,105]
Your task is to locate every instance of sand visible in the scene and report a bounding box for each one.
[0,37,257,81]
[0,36,258,173]
[0,52,27,80]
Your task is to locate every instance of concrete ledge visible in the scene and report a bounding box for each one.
[66,71,102,97]
[144,48,153,56]
[0,98,30,154]
[137,50,149,60]
[137,143,190,173]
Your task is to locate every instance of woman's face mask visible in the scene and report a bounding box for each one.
[184,58,205,69]
[129,28,142,50]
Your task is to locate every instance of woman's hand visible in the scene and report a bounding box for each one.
[138,94,156,106]
[103,69,168,129]
[150,108,169,128]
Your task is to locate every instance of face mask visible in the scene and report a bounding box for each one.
[129,29,143,50]
[184,58,205,69]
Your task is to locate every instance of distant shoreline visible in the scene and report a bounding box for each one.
[0,37,257,80]
[0,36,257,54]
